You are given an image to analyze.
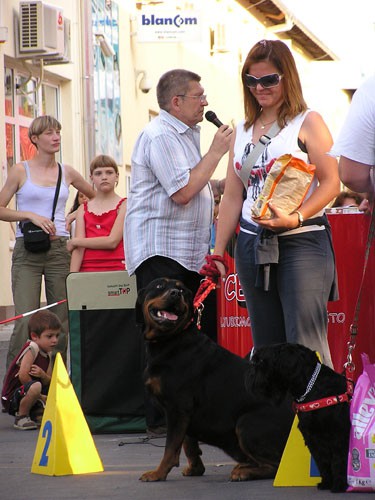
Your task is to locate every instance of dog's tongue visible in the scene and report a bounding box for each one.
[158,310,178,321]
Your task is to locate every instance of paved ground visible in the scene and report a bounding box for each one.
[0,324,370,499]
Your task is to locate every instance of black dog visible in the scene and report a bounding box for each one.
[247,343,352,493]
[136,278,294,482]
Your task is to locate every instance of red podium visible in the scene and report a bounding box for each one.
[217,214,375,379]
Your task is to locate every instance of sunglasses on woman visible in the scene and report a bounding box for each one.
[244,73,283,89]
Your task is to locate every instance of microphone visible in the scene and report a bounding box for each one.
[205,110,224,128]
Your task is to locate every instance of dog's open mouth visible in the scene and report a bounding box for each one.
[150,308,179,324]
[141,281,192,336]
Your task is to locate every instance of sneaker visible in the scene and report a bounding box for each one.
[14,415,37,430]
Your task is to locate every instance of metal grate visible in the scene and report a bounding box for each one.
[20,2,40,50]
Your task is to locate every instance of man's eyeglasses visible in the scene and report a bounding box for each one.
[244,73,283,89]
[177,94,207,103]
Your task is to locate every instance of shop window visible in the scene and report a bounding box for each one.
[4,67,60,170]
[16,76,37,118]
[19,125,35,162]
[5,68,14,117]
[41,85,59,117]
[5,123,15,171]
[92,0,122,163]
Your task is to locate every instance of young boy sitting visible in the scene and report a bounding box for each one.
[1,310,61,430]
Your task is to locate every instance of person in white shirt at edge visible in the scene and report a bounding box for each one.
[331,74,375,213]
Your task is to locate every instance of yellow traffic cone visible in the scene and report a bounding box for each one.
[273,416,321,487]
[31,353,104,476]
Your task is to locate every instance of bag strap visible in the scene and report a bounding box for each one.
[238,121,281,189]
[51,163,62,222]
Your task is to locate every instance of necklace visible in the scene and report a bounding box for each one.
[259,117,276,130]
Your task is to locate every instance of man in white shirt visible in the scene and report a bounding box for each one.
[124,69,232,434]
[331,74,375,202]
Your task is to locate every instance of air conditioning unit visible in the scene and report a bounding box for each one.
[18,1,64,58]
[43,17,71,65]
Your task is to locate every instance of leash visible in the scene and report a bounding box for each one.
[193,280,216,329]
[293,207,374,414]
[193,254,228,329]
[345,200,375,374]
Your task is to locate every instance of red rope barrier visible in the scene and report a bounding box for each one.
[0,299,67,325]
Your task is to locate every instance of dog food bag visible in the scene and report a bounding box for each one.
[251,154,316,219]
[347,353,375,492]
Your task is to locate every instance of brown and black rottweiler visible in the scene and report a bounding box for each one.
[136,277,294,482]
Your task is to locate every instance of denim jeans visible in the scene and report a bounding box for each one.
[235,228,335,367]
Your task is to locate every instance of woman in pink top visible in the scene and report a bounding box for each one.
[68,155,126,272]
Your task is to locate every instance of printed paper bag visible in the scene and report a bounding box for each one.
[251,154,316,220]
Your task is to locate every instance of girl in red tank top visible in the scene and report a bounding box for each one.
[67,155,126,272]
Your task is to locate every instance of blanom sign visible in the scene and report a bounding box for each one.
[137,9,202,43]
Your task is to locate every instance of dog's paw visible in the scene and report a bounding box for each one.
[139,470,167,482]
[331,479,349,493]
[317,479,332,490]
[230,463,248,481]
[231,463,277,481]
[182,460,205,477]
